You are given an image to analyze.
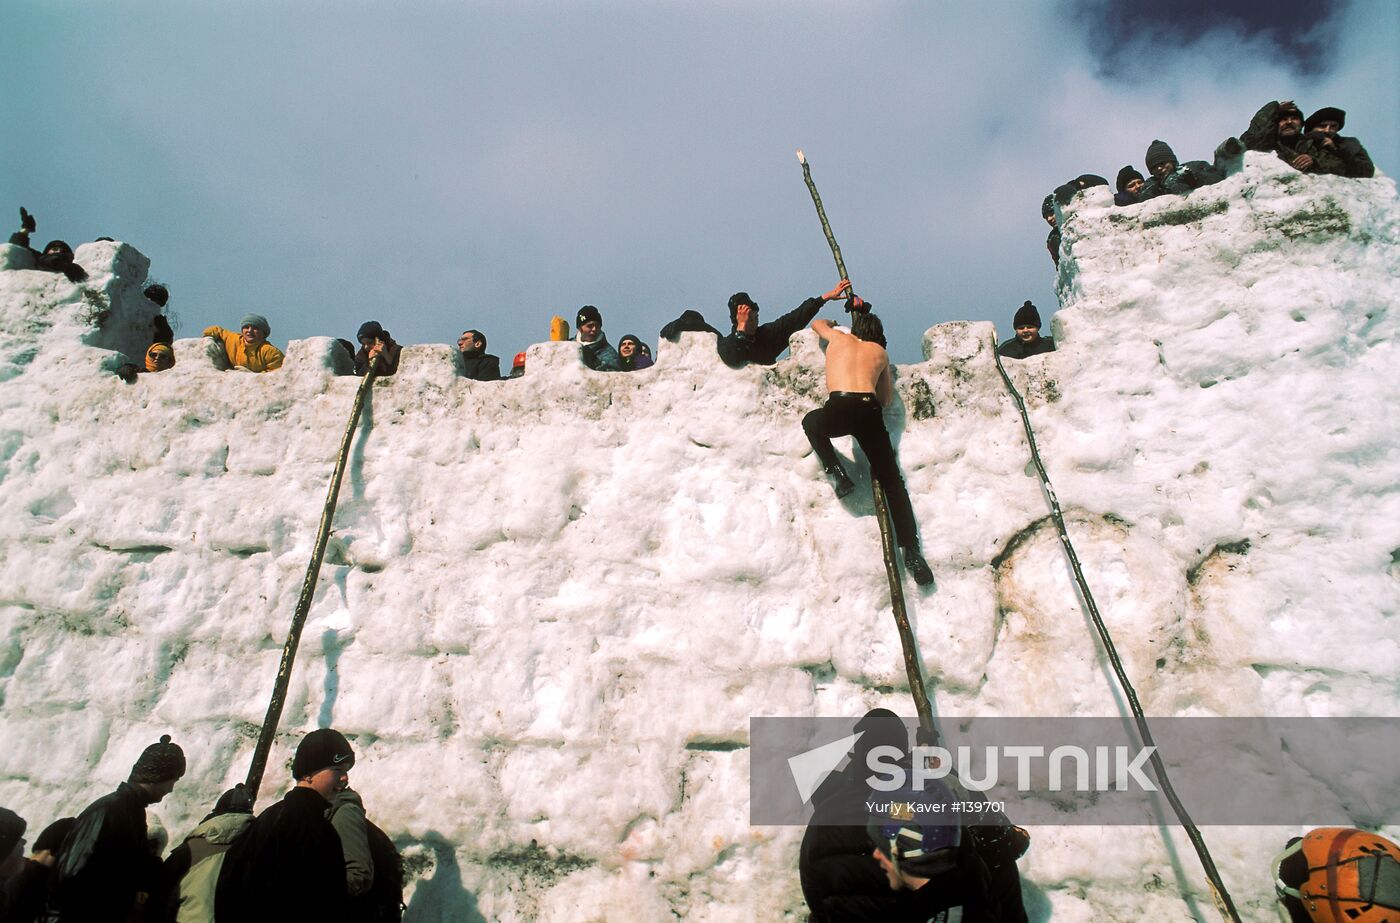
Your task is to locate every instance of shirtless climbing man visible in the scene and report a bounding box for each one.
[803,284,934,587]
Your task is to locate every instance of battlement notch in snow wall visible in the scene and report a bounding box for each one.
[1,155,1398,920]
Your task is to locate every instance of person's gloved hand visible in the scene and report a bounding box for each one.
[20,207,35,233]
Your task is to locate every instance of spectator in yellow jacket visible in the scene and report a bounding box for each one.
[202,314,284,372]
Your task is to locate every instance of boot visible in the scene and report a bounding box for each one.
[902,546,935,587]
[823,463,855,499]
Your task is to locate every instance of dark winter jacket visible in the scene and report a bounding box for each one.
[354,339,401,377]
[619,352,654,372]
[6,233,87,283]
[150,811,252,923]
[1303,132,1374,178]
[460,353,501,381]
[0,857,52,923]
[800,764,899,922]
[716,296,824,368]
[1334,135,1376,178]
[1133,160,1226,202]
[49,782,157,922]
[579,334,622,372]
[817,842,1000,922]
[1046,228,1060,267]
[214,787,349,923]
[1241,102,1350,175]
[1113,191,1137,206]
[997,335,1056,360]
[1242,100,1288,153]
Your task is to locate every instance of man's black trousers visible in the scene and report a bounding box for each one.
[802,392,919,549]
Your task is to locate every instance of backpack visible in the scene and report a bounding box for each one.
[352,819,404,923]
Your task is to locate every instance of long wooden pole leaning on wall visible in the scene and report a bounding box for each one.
[245,357,380,801]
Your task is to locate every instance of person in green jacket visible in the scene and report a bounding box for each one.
[1134,139,1235,202]
[1241,100,1347,176]
[327,788,373,900]
[1304,107,1375,179]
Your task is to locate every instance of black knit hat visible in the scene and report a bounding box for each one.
[1145,140,1176,172]
[292,728,355,779]
[0,807,25,858]
[203,784,254,822]
[576,305,602,329]
[1305,106,1345,132]
[356,320,384,341]
[1116,165,1145,193]
[727,292,758,327]
[129,735,187,784]
[1013,301,1041,329]
[34,817,76,855]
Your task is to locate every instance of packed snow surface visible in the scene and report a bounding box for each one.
[1,154,1398,920]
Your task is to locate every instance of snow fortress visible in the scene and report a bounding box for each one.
[1,153,1397,921]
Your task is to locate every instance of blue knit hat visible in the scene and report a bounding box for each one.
[240,314,271,336]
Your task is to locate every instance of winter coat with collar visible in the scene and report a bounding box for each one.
[49,782,157,922]
[213,787,348,923]
[716,296,824,368]
[326,790,372,899]
[579,334,622,372]
[460,352,501,381]
[149,811,252,923]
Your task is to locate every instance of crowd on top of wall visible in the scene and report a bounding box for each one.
[19,103,1364,384]
[1040,99,1377,267]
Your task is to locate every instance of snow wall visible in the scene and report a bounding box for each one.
[1,154,1398,922]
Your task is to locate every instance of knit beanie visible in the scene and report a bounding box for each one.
[576,305,602,329]
[292,728,355,779]
[203,784,255,822]
[33,817,75,855]
[852,708,907,766]
[727,292,759,327]
[1145,140,1176,172]
[1304,106,1345,132]
[129,734,187,784]
[866,785,962,878]
[356,320,384,341]
[240,313,271,337]
[0,807,25,858]
[1116,165,1145,193]
[1013,300,1041,329]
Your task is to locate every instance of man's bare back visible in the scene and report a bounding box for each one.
[812,319,892,406]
